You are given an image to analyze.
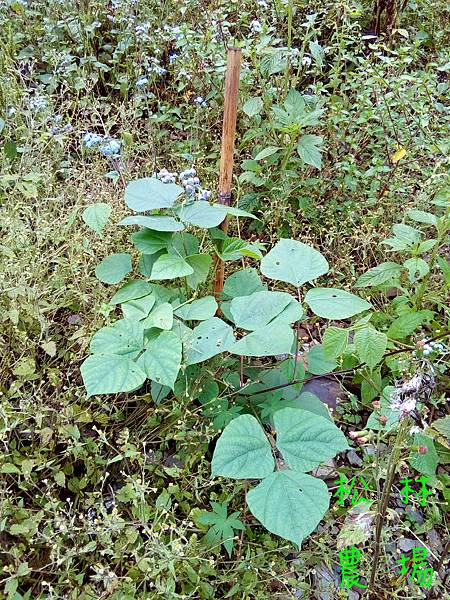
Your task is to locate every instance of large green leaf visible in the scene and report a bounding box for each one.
[223,268,267,299]
[354,326,387,369]
[90,319,144,358]
[185,254,212,290]
[387,311,428,340]
[246,470,329,547]
[121,294,156,320]
[230,291,293,330]
[81,354,146,397]
[142,303,173,330]
[322,326,349,359]
[274,408,348,472]
[179,202,226,228]
[95,253,132,284]
[150,254,194,280]
[229,322,294,357]
[184,317,235,365]
[297,134,323,169]
[260,239,329,287]
[305,344,337,375]
[174,296,218,321]
[82,203,111,234]
[109,280,152,305]
[138,330,182,389]
[354,262,403,288]
[120,215,185,232]
[125,177,183,212]
[211,414,274,478]
[305,288,371,319]
[132,229,172,254]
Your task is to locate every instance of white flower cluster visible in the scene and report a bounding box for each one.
[158,166,212,201]
[420,339,446,357]
[158,168,177,184]
[179,167,200,193]
[389,367,436,419]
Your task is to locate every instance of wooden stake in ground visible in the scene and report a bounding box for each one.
[213,47,242,302]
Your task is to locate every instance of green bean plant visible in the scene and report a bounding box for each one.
[80,174,384,547]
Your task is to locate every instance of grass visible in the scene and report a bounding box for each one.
[1,0,449,598]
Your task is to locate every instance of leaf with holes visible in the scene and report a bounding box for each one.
[246,470,329,547]
[274,408,349,472]
[305,288,371,319]
[261,239,329,287]
[211,414,274,478]
[184,317,235,365]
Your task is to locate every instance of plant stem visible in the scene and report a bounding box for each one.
[368,418,410,593]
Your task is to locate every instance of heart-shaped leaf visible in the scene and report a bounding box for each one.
[274,408,349,472]
[174,296,218,321]
[305,288,371,319]
[95,253,132,284]
[125,177,183,212]
[184,317,235,365]
[211,414,274,478]
[246,470,329,546]
[138,330,182,389]
[150,254,194,280]
[229,322,294,357]
[109,280,152,305]
[261,239,329,287]
[230,291,293,330]
[82,203,112,234]
[90,319,144,358]
[81,354,146,397]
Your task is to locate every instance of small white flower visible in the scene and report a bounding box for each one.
[250,20,263,33]
[302,55,312,66]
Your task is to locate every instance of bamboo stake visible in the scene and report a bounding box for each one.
[213,47,242,303]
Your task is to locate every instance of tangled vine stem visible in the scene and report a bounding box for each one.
[231,330,450,399]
